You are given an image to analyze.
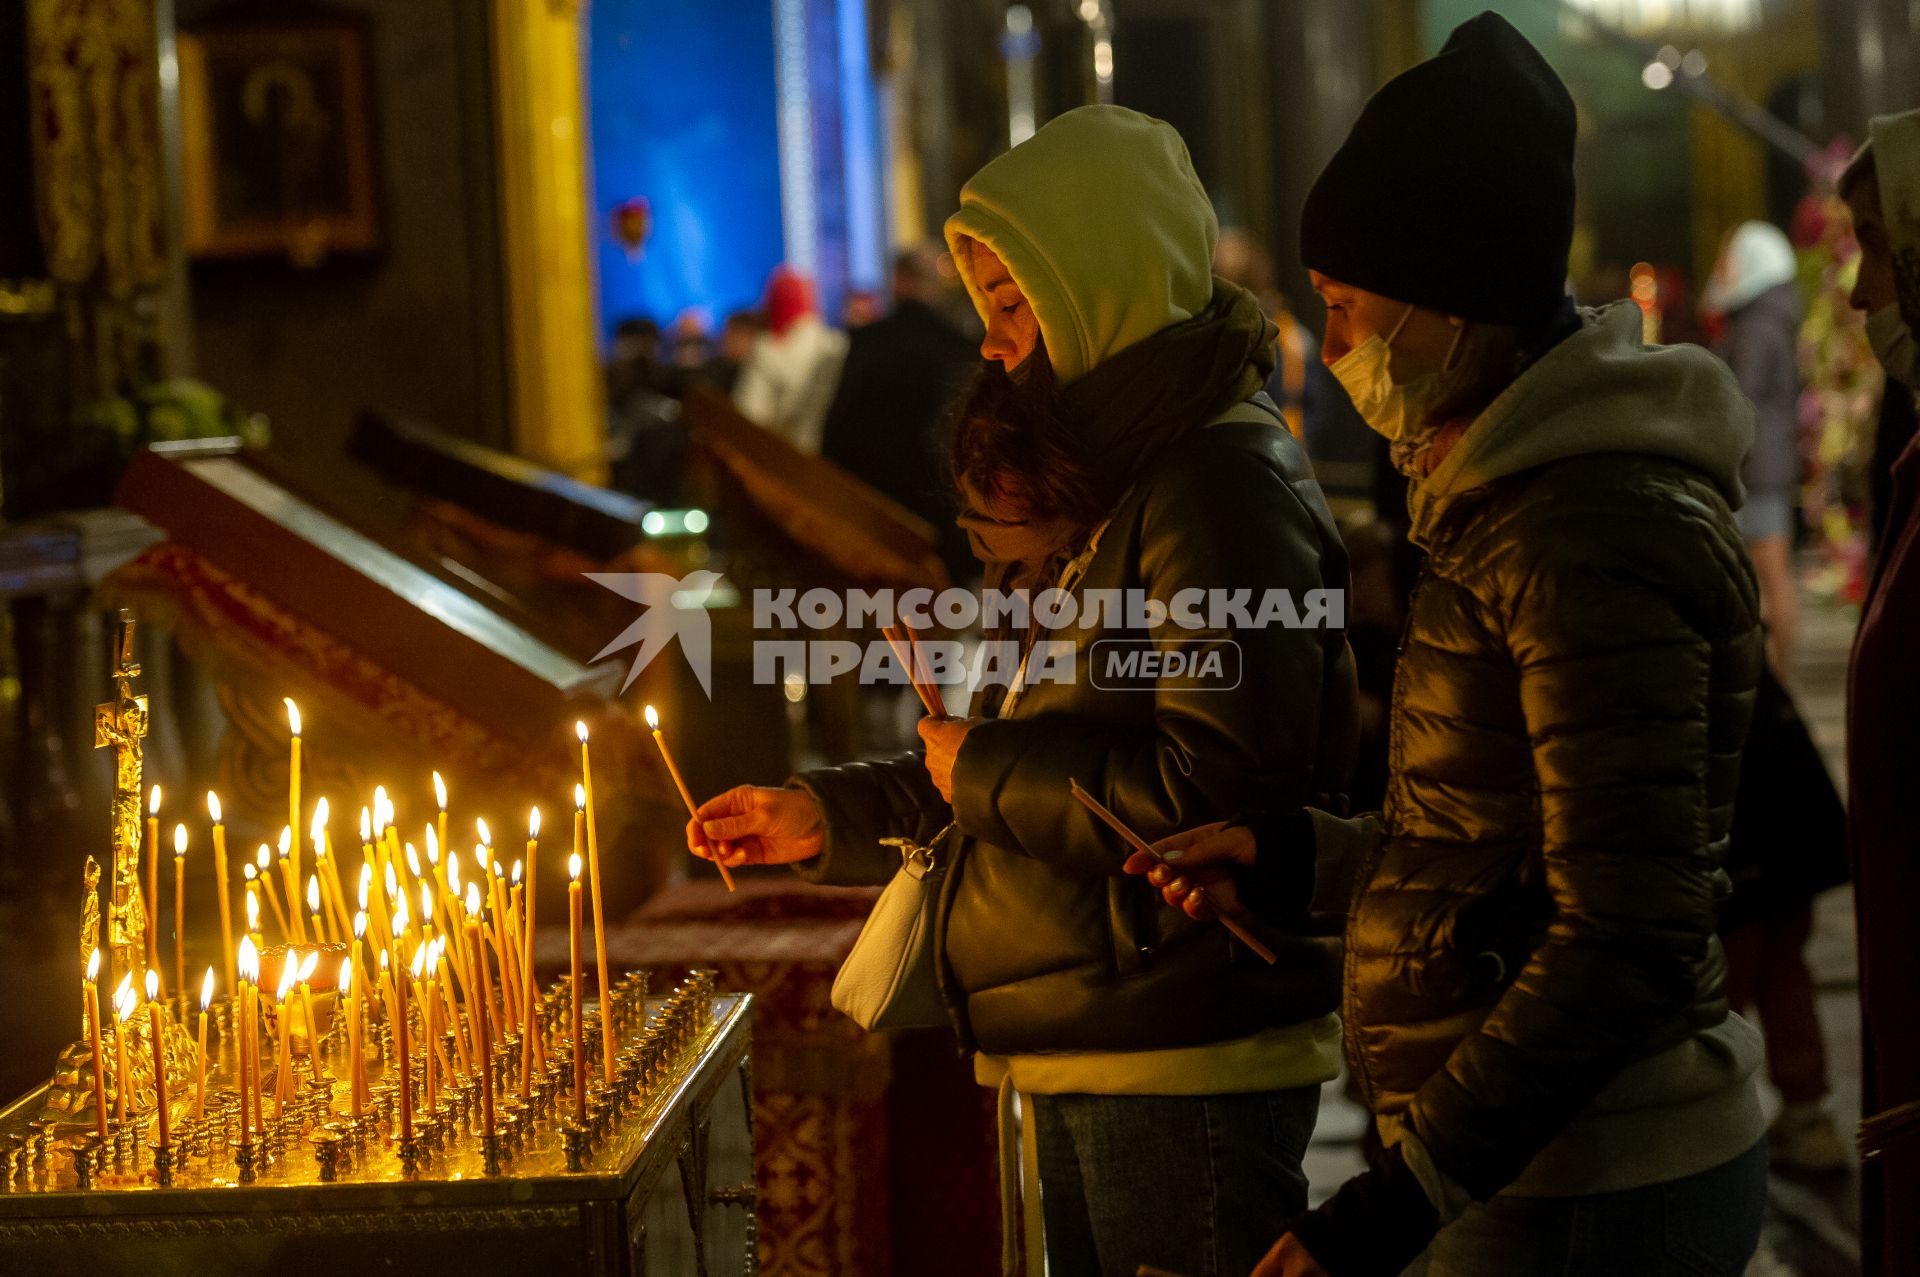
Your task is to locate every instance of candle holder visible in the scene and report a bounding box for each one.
[560,1122,588,1173]
[396,1133,423,1180]
[480,1132,503,1177]
[310,1130,343,1182]
[67,1140,96,1191]
[152,1139,176,1188]
[231,1137,258,1184]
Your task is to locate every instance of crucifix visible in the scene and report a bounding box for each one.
[94,609,150,991]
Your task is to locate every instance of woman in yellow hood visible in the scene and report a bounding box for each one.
[691,105,1358,1277]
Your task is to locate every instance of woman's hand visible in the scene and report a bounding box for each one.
[687,786,825,867]
[1120,820,1259,921]
[916,716,980,802]
[1250,1233,1332,1277]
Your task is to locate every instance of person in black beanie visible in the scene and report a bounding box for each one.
[1128,13,1770,1275]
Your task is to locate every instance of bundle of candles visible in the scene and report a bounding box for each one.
[52,699,726,1189]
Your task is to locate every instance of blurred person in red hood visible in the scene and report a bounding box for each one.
[733,266,848,453]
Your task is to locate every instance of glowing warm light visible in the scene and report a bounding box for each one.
[354,912,368,940]
[299,950,319,982]
[87,949,101,981]
[360,807,372,842]
[115,978,134,1022]
[447,851,462,893]
[465,883,481,918]
[339,958,353,995]
[277,960,295,1000]
[384,863,398,901]
[373,787,390,831]
[277,826,291,858]
[145,970,159,1001]
[529,808,540,839]
[433,771,448,811]
[574,784,585,811]
[207,791,222,823]
[644,704,660,730]
[476,817,491,848]
[475,843,489,872]
[419,882,431,917]
[239,936,259,983]
[284,698,301,737]
[307,875,320,914]
[575,721,588,743]
[358,864,372,909]
[200,967,216,1010]
[410,945,425,979]
[311,798,329,844]
[173,823,187,857]
[406,843,422,877]
[569,853,582,882]
[149,785,162,815]
[426,826,440,865]
[257,845,271,871]
[246,890,260,931]
[392,909,406,940]
[512,860,523,886]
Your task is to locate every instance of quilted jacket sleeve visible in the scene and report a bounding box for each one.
[789,752,953,888]
[947,429,1348,907]
[1405,537,1750,1200]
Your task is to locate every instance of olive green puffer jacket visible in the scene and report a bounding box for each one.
[1347,302,1765,1201]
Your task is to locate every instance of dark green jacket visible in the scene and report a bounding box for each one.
[795,405,1357,1055]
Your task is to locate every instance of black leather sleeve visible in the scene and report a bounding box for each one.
[790,752,953,888]
[948,427,1342,912]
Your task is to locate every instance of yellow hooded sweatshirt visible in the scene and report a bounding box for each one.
[944,105,1219,385]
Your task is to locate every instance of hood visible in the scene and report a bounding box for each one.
[1702,220,1797,316]
[1408,302,1754,544]
[943,105,1216,385]
[1870,109,1920,328]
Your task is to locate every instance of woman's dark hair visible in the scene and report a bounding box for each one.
[946,347,1108,531]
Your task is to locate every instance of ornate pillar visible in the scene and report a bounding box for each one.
[490,0,608,483]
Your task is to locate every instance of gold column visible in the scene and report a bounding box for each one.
[491,0,607,482]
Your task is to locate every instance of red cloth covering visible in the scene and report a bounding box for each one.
[764,267,818,338]
[583,878,999,1276]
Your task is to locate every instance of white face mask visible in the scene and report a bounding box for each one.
[1328,304,1463,441]
[1867,304,1920,387]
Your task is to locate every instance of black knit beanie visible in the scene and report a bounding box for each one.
[1301,12,1575,328]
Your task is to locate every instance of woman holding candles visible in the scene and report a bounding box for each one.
[689,105,1356,1277]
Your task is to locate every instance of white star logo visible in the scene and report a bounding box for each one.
[584,571,724,697]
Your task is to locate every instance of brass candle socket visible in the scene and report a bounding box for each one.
[396,1133,423,1180]
[231,1136,259,1184]
[310,1130,344,1182]
[152,1139,176,1187]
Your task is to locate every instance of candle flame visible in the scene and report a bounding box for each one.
[358,863,372,905]
[360,807,371,842]
[373,788,390,831]
[311,797,329,843]
[447,850,462,892]
[475,843,489,872]
[575,720,589,743]
[644,704,660,730]
[277,826,291,858]
[379,950,389,973]
[257,844,271,871]
[246,889,259,931]
[419,881,432,918]
[173,822,187,857]
[243,863,256,883]
[425,825,440,865]
[406,842,422,877]
[277,960,295,1000]
[476,817,491,847]
[433,771,448,811]
[86,949,100,982]
[392,907,406,939]
[238,936,258,982]
[115,983,134,1023]
[384,862,398,900]
[200,967,215,1010]
[149,784,162,815]
[529,807,541,838]
[512,859,523,885]
[570,853,583,881]
[411,944,426,979]
[339,959,352,996]
[307,875,320,914]
[299,950,319,982]
[574,783,586,811]
[284,697,301,737]
[465,883,481,917]
[354,911,367,940]
[207,791,222,823]
[145,969,159,1001]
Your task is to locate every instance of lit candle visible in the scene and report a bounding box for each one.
[341,958,362,1118]
[432,771,449,885]
[84,949,107,1140]
[298,949,323,1088]
[411,944,433,1115]
[274,958,295,1114]
[504,858,525,1038]
[112,975,133,1125]
[146,970,170,1147]
[255,844,289,937]
[313,798,348,942]
[284,698,302,897]
[645,704,737,891]
[577,722,614,1084]
[433,940,472,1074]
[172,823,187,1002]
[466,887,495,1141]
[307,875,324,953]
[208,792,235,991]
[395,921,412,1145]
[146,785,162,965]
[195,967,213,1120]
[352,911,371,1006]
[238,937,260,1140]
[244,880,262,953]
[278,826,306,944]
[568,853,585,1124]
[520,808,544,1095]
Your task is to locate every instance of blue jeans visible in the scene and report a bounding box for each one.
[1029,1086,1319,1277]
[1407,1141,1770,1277]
